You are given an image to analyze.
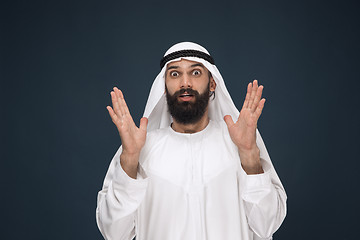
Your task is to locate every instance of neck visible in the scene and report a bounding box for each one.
[171,110,210,133]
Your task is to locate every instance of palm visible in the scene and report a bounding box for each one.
[224,80,265,151]
[106,87,148,155]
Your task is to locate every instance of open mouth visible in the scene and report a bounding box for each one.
[180,93,193,97]
[179,92,194,100]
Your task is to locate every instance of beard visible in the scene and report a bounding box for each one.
[166,84,210,124]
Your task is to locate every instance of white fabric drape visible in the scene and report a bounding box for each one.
[96,42,287,240]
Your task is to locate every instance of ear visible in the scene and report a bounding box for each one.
[209,77,216,92]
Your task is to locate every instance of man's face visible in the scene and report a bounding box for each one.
[165,59,216,124]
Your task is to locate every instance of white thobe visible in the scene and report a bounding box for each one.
[96,120,287,240]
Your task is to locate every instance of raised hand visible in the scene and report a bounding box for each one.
[224,80,265,174]
[106,87,148,178]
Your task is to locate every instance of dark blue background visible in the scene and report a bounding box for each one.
[2,0,359,239]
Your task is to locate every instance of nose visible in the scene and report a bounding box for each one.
[180,74,192,89]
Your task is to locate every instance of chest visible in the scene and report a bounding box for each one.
[142,132,240,186]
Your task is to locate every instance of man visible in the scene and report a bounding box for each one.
[96,42,287,240]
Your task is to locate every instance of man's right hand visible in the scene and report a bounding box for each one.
[106,87,148,179]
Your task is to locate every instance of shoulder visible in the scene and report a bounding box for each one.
[146,126,169,141]
[209,120,230,136]
[212,119,227,129]
[139,126,170,159]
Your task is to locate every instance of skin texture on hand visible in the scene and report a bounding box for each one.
[224,80,265,175]
[106,87,148,178]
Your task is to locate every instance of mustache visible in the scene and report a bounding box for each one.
[172,88,199,97]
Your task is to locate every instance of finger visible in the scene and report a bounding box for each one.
[113,86,122,99]
[106,106,118,123]
[139,117,148,131]
[114,87,129,116]
[251,85,264,113]
[119,89,131,115]
[114,87,130,116]
[254,98,266,119]
[242,82,252,109]
[248,80,258,109]
[111,91,123,116]
[223,115,235,128]
[112,87,125,115]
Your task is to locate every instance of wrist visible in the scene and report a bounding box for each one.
[241,163,264,175]
[238,145,259,159]
[238,146,264,175]
[120,151,140,179]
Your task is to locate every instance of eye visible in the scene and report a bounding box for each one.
[192,70,201,76]
[170,71,179,77]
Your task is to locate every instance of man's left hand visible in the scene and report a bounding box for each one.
[224,80,265,174]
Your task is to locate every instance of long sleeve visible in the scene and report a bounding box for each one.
[238,130,287,239]
[96,146,149,240]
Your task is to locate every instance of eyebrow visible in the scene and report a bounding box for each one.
[166,66,179,72]
[190,63,205,68]
[166,63,205,73]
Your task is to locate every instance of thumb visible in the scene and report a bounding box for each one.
[223,115,234,128]
[139,117,148,131]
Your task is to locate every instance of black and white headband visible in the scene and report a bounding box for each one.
[160,49,215,69]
